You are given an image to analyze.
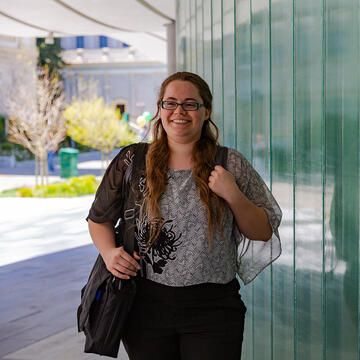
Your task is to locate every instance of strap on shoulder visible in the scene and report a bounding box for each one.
[122,143,149,255]
[131,142,149,185]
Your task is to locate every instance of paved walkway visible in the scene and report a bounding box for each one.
[0,149,119,192]
[0,150,129,359]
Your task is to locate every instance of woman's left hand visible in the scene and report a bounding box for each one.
[208,165,239,202]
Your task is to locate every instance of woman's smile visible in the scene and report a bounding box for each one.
[170,118,191,125]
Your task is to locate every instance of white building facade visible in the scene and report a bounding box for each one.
[60,36,167,121]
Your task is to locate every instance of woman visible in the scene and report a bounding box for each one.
[87,72,282,360]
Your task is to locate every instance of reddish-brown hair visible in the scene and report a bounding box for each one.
[144,72,225,249]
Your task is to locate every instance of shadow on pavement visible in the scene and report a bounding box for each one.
[0,245,98,358]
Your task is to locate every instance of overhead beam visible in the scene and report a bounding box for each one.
[136,0,174,22]
[53,0,166,41]
[0,9,59,34]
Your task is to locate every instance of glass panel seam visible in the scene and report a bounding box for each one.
[189,0,191,72]
[250,2,254,358]
[221,0,224,144]
[357,2,360,359]
[211,0,214,94]
[321,0,326,359]
[268,1,273,359]
[252,276,255,360]
[175,0,178,70]
[233,0,237,149]
[269,0,272,190]
[202,0,205,77]
[250,0,253,164]
[184,2,188,70]
[292,0,297,359]
[195,0,198,73]
[359,6,360,359]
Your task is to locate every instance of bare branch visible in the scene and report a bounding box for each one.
[5,67,66,185]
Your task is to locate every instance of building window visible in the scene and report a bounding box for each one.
[60,37,77,50]
[76,36,84,49]
[99,36,108,48]
[84,36,100,49]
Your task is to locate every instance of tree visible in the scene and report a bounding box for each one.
[6,68,66,186]
[63,97,139,172]
[37,38,66,75]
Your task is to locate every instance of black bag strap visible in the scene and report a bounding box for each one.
[78,143,149,332]
[122,142,149,256]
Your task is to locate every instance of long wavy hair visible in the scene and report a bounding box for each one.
[144,72,226,249]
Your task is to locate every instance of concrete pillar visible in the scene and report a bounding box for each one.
[165,21,176,75]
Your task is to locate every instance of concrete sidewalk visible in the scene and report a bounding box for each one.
[0,244,129,360]
[0,150,130,359]
[2,327,129,360]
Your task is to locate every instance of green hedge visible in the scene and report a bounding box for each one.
[0,142,35,161]
[0,114,6,142]
[0,175,100,198]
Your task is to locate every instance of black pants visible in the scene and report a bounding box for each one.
[122,277,246,360]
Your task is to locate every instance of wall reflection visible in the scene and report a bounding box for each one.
[176,0,359,358]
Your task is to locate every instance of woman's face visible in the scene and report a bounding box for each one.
[160,80,210,145]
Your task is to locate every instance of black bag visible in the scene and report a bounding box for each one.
[77,143,149,358]
[82,272,136,357]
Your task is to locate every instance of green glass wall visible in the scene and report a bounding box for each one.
[176,0,360,358]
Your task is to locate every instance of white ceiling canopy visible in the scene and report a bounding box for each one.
[0,0,175,63]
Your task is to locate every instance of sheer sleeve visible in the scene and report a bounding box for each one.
[86,144,137,225]
[227,148,282,285]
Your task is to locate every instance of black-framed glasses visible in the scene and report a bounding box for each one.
[160,100,204,111]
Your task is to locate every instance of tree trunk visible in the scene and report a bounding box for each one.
[45,157,49,185]
[35,155,39,187]
[40,157,44,187]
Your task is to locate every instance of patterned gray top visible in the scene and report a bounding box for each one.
[88,145,282,286]
[135,167,237,286]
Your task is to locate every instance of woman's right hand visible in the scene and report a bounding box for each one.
[102,247,141,279]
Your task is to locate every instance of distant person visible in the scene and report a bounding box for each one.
[87,72,282,359]
[47,143,58,173]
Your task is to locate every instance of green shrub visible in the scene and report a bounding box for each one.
[34,183,77,197]
[0,115,6,142]
[67,175,98,195]
[0,188,18,197]
[0,142,12,151]
[17,188,34,197]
